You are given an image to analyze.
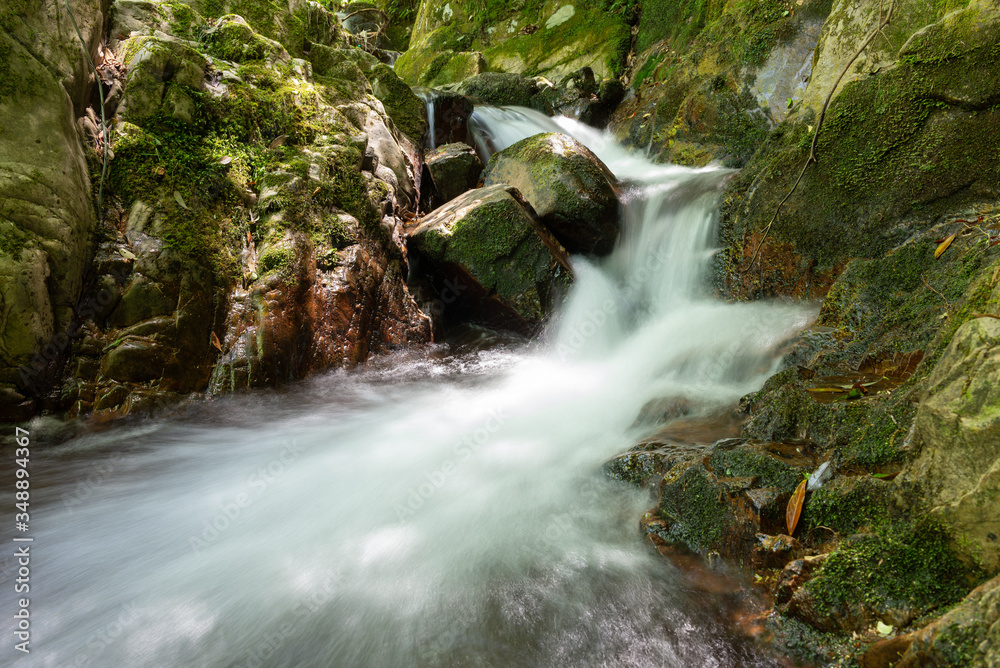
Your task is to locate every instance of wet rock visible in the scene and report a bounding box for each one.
[418,91,475,149]
[901,317,1000,573]
[860,636,912,668]
[424,143,483,205]
[99,337,171,384]
[482,133,620,256]
[773,555,826,606]
[752,533,804,571]
[604,440,703,488]
[368,63,428,143]
[632,396,693,427]
[407,185,572,335]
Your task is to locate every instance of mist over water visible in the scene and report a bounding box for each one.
[6,107,812,667]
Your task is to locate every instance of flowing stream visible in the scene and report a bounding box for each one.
[5,108,813,667]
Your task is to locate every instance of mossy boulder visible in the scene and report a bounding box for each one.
[902,317,1000,574]
[407,184,572,334]
[368,63,427,142]
[395,44,487,88]
[202,15,285,63]
[482,133,620,256]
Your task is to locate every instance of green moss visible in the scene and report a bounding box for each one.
[258,245,294,274]
[202,16,276,62]
[658,464,731,552]
[934,621,988,666]
[805,519,980,621]
[709,446,803,492]
[804,476,894,536]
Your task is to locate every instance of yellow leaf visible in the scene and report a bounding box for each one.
[935,232,956,259]
[173,191,189,210]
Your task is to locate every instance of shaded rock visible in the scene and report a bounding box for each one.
[482,133,620,255]
[424,142,483,204]
[632,396,693,427]
[107,274,177,328]
[774,555,826,606]
[100,337,171,384]
[420,90,474,148]
[457,72,540,108]
[860,636,913,668]
[902,317,1000,573]
[407,185,572,335]
[604,439,704,488]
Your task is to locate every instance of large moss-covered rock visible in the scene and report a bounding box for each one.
[407,184,571,334]
[718,0,1000,299]
[395,0,629,87]
[0,0,104,410]
[482,133,620,255]
[456,72,540,108]
[902,317,1000,573]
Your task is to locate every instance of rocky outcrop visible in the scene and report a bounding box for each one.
[0,0,108,419]
[483,133,620,255]
[15,0,434,420]
[395,1,630,88]
[902,317,1000,573]
[407,184,571,334]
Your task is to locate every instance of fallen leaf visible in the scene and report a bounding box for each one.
[219,156,233,165]
[935,232,957,259]
[876,621,894,637]
[806,387,846,393]
[786,479,807,535]
[312,186,321,196]
[269,134,287,149]
[173,191,189,210]
[154,166,165,176]
[211,331,222,351]
[118,248,136,260]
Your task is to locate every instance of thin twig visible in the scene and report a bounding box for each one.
[742,0,896,274]
[63,0,108,220]
[921,274,952,313]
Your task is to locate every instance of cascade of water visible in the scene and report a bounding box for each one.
[9,107,813,668]
[416,90,437,150]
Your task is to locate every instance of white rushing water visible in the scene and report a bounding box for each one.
[4,107,813,667]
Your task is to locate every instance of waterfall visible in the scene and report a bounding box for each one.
[10,108,812,667]
[416,90,437,150]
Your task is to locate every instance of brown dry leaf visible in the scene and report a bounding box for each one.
[312,186,321,196]
[786,479,807,535]
[269,134,287,149]
[211,331,222,351]
[935,232,957,259]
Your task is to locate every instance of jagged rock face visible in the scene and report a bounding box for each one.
[903,317,1000,574]
[407,184,571,335]
[36,0,432,419]
[395,1,629,87]
[0,0,106,419]
[483,133,620,256]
